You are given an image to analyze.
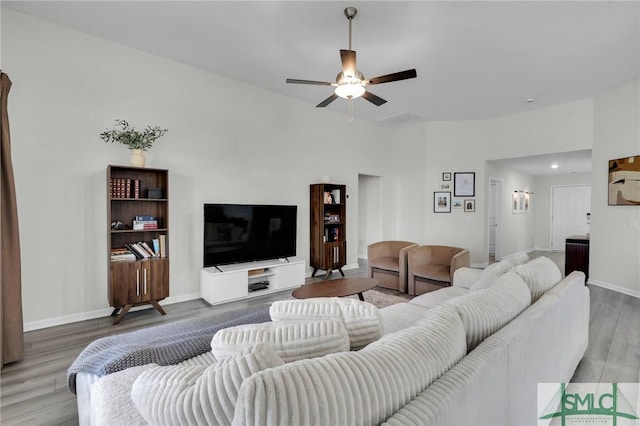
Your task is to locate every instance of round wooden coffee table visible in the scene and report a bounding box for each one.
[292,277,378,301]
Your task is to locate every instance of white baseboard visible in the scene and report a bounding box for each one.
[587,279,640,299]
[23,292,202,332]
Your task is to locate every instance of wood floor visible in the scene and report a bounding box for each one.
[1,253,638,425]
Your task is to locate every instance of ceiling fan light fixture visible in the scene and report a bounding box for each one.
[335,71,365,99]
[335,83,366,99]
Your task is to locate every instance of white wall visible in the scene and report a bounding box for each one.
[590,79,640,296]
[413,100,594,265]
[2,9,395,328]
[533,172,592,250]
[485,163,536,262]
[4,8,639,329]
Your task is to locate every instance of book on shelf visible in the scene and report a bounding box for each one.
[133,219,158,230]
[159,234,167,258]
[111,248,137,261]
[124,243,147,259]
[136,215,156,221]
[140,241,158,258]
[324,214,340,222]
[110,178,142,199]
[152,238,160,256]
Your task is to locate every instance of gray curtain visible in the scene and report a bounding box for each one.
[1,71,24,366]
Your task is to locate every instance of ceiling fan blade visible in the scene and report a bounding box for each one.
[286,79,333,86]
[340,49,356,77]
[362,91,387,106]
[367,69,417,85]
[316,93,339,107]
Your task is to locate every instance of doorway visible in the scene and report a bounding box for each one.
[358,174,382,258]
[550,185,591,251]
[488,178,503,263]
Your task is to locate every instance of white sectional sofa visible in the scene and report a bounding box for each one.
[73,255,589,425]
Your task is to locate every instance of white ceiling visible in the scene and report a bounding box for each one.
[4,1,634,176]
[4,1,639,129]
[489,149,593,177]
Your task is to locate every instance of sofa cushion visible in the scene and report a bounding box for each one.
[90,364,153,426]
[410,286,469,308]
[233,307,466,426]
[412,263,450,282]
[444,271,531,351]
[379,302,428,335]
[269,298,383,350]
[469,260,514,292]
[370,256,401,272]
[210,319,349,362]
[501,251,530,266]
[511,256,562,302]
[131,344,283,426]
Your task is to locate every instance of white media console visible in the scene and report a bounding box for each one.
[200,258,305,305]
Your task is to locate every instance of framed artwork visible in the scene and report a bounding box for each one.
[609,155,640,205]
[512,192,519,214]
[440,182,451,190]
[442,172,452,181]
[518,192,526,213]
[454,172,475,197]
[464,199,475,212]
[524,193,530,213]
[434,191,451,213]
[452,198,463,209]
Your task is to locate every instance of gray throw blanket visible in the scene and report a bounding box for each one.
[67,303,272,394]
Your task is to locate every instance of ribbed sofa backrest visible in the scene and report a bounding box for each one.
[232,306,467,426]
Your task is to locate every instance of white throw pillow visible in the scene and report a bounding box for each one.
[269,298,383,350]
[469,261,514,292]
[445,271,531,351]
[131,344,283,426]
[210,319,349,362]
[511,256,562,302]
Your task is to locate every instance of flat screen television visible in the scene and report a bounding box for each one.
[203,204,297,267]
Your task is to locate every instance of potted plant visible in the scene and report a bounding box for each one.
[100,119,168,167]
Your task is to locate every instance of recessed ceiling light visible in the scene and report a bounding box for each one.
[526,98,535,103]
[551,164,559,169]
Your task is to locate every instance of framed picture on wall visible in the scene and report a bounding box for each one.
[512,192,519,214]
[452,198,463,209]
[464,199,475,212]
[608,155,640,205]
[454,172,475,197]
[442,172,452,181]
[434,191,451,213]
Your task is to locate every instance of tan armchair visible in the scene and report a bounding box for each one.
[367,241,419,293]
[407,245,470,295]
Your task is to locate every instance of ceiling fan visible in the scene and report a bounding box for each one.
[286,6,417,122]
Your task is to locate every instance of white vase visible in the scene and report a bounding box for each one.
[130,149,146,167]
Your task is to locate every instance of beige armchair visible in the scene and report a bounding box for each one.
[407,245,470,295]
[367,241,419,293]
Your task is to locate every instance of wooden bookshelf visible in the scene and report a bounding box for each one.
[310,183,346,279]
[107,165,169,324]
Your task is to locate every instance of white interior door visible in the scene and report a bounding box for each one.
[488,178,502,260]
[489,181,497,255]
[551,185,591,251]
